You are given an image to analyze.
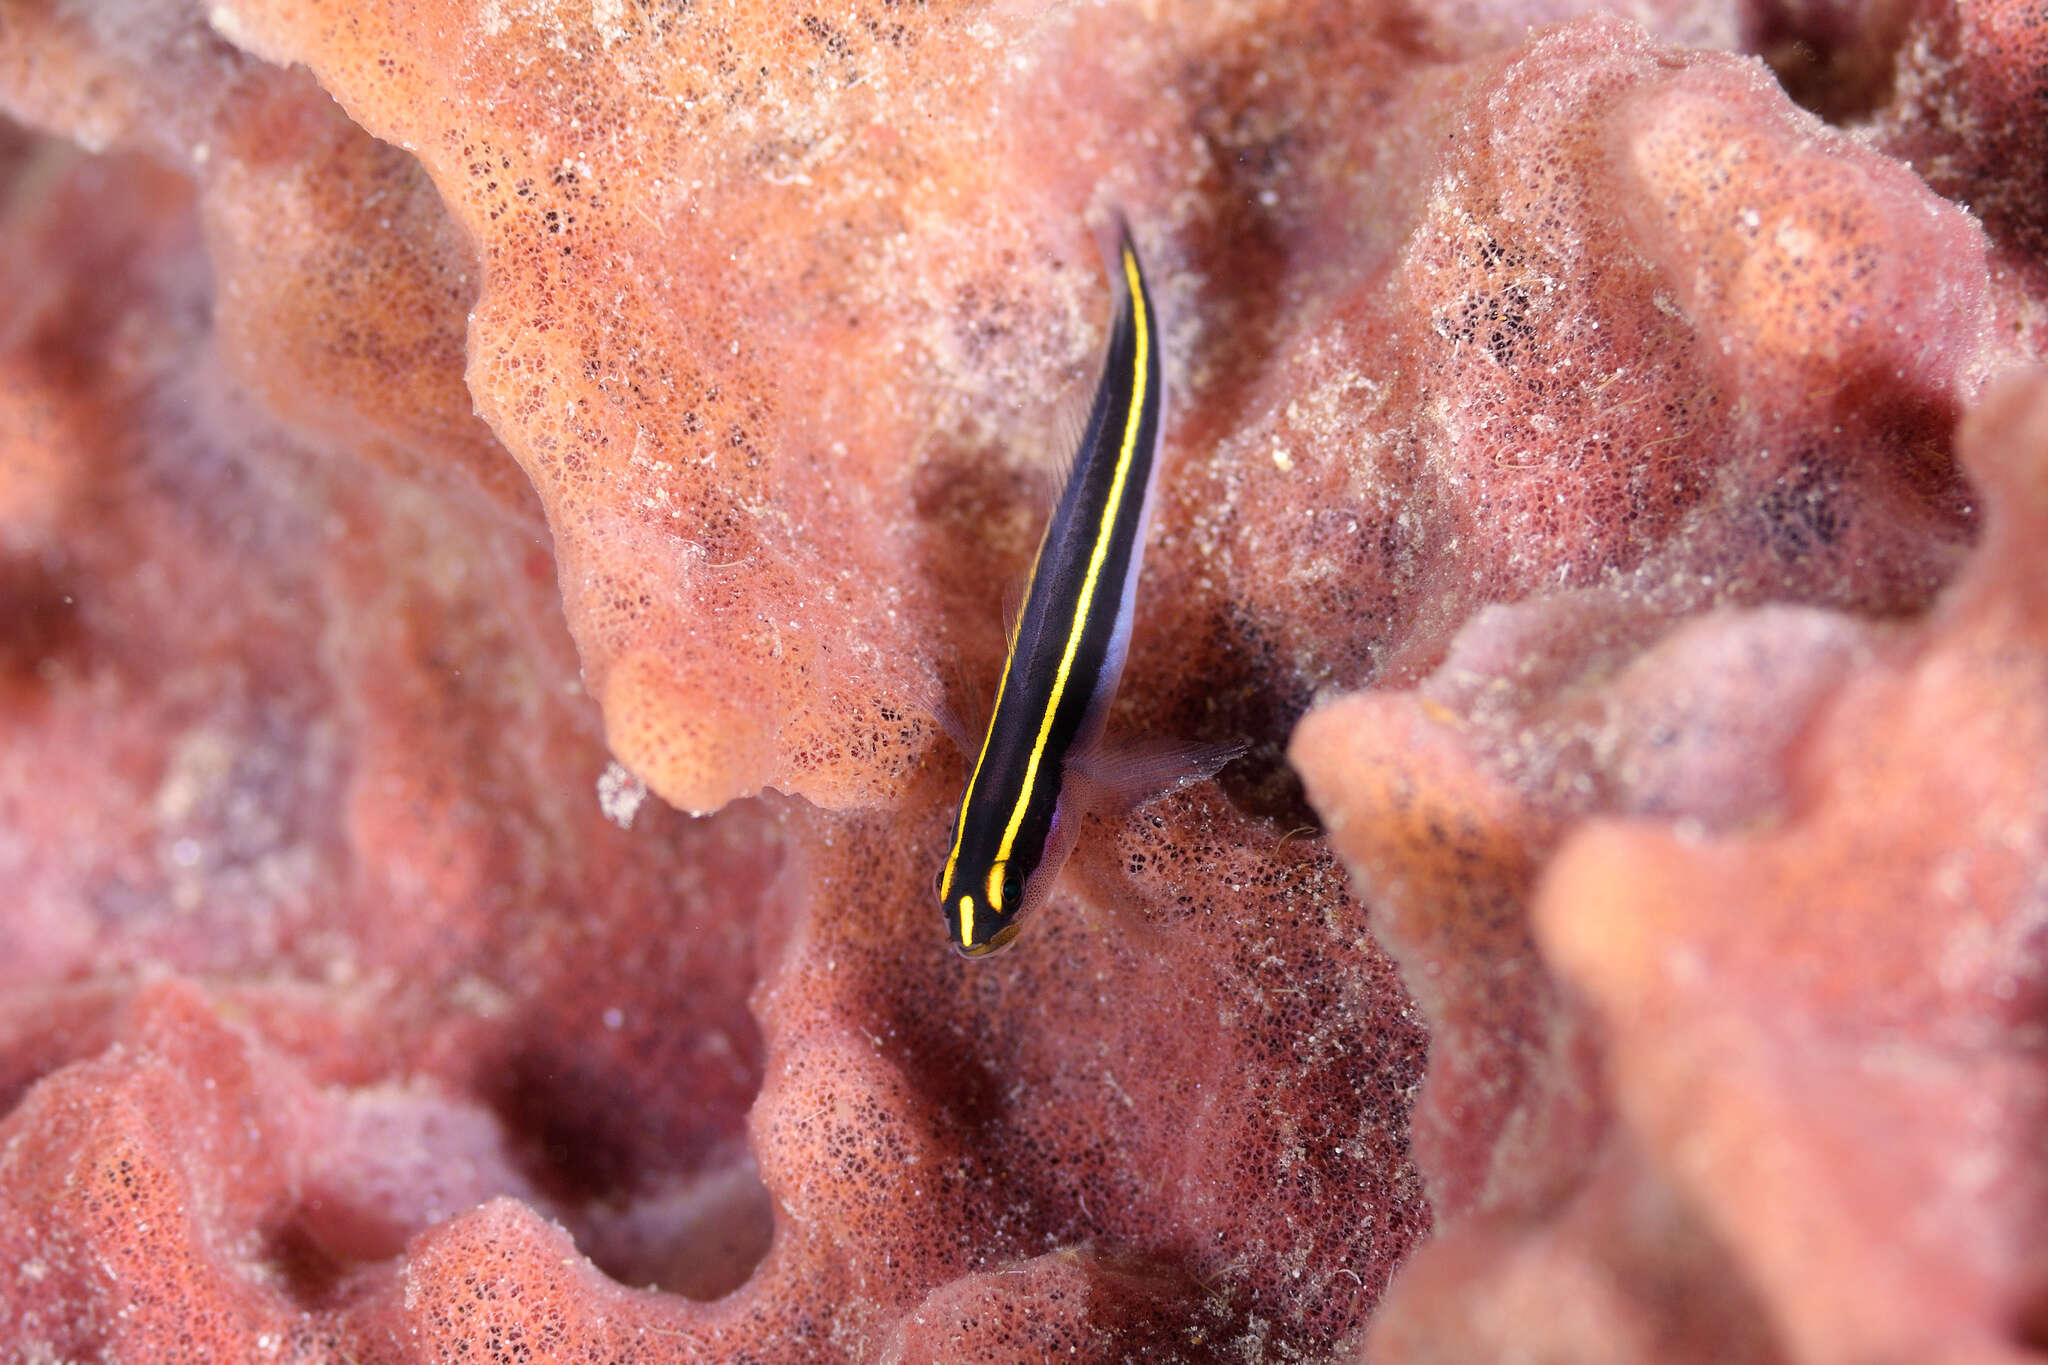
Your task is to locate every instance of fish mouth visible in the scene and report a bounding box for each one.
[953,921,1023,959]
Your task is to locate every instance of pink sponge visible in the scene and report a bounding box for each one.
[0,0,2041,1357]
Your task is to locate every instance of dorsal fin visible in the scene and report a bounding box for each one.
[1002,572,1028,650]
[1020,211,1141,507]
[1041,373,1094,497]
[899,651,977,755]
[1090,207,1138,309]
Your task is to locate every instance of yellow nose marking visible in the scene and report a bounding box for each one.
[958,894,976,946]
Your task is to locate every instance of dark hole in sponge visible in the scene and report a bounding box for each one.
[261,1220,349,1310]
[1181,605,1323,834]
[496,1048,644,1203]
[2015,1286,2048,1353]
[572,1146,778,1301]
[1751,0,1907,125]
[482,852,777,1301]
[1217,731,1319,833]
[0,554,85,702]
[489,1034,776,1299]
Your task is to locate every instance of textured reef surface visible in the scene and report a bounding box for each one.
[2,0,2046,1359]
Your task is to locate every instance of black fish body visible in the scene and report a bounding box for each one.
[937,222,1168,957]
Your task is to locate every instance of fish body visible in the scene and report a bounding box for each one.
[938,222,1165,958]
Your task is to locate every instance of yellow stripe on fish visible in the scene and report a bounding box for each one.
[936,221,1168,958]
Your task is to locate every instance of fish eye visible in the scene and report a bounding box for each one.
[1002,870,1024,906]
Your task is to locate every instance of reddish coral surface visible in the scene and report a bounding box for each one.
[2,0,2046,1360]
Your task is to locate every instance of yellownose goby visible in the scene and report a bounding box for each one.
[936,220,1235,958]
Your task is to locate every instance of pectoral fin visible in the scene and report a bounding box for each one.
[1065,736,1247,812]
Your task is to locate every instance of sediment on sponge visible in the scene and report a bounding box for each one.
[0,0,2043,1360]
